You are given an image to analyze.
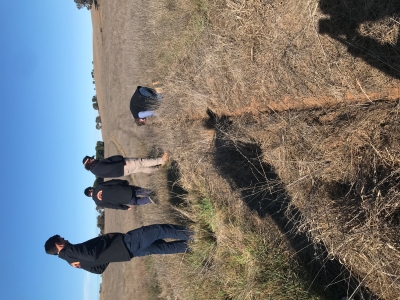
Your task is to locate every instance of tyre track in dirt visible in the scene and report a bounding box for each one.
[109,135,128,157]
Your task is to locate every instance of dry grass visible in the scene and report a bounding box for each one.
[226,102,400,299]
[95,0,400,299]
[148,149,329,299]
[140,0,400,299]
[154,0,400,121]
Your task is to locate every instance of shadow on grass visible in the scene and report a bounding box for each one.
[166,160,188,206]
[208,110,378,300]
[318,0,400,79]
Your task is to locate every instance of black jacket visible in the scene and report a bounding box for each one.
[90,155,125,178]
[92,179,135,210]
[130,86,159,119]
[58,233,131,274]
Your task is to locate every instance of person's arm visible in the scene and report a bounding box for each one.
[67,236,110,261]
[97,155,124,166]
[70,261,109,274]
[97,201,129,210]
[138,111,156,118]
[102,179,129,186]
[107,155,125,163]
[88,263,109,274]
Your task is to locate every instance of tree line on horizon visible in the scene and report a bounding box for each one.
[74,0,93,10]
[90,67,101,130]
[92,95,98,110]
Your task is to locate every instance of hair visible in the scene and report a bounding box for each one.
[135,118,145,126]
[82,155,94,165]
[84,187,94,197]
[45,235,61,255]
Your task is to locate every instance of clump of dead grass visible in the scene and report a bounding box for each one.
[359,16,400,46]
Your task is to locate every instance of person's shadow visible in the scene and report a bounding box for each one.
[207,110,378,299]
[318,0,400,79]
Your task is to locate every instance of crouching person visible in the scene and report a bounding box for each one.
[84,179,155,210]
[130,86,162,126]
[44,224,193,274]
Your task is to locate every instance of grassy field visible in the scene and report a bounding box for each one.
[93,0,400,299]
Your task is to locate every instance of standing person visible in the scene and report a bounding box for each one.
[84,179,155,210]
[44,224,193,274]
[130,86,162,126]
[82,152,168,177]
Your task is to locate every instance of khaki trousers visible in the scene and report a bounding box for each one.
[124,158,164,175]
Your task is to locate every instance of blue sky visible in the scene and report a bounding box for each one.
[0,1,102,299]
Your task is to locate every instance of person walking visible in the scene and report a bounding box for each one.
[44,224,193,274]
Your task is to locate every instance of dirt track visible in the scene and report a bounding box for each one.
[91,2,168,299]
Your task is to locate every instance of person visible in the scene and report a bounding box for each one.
[84,179,154,210]
[44,224,193,274]
[130,86,162,126]
[82,152,168,177]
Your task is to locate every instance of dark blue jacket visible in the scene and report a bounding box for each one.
[92,179,136,210]
[58,233,131,274]
[90,155,125,178]
[130,86,159,119]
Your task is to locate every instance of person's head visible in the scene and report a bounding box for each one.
[83,155,96,170]
[84,187,94,197]
[135,118,146,126]
[44,235,69,255]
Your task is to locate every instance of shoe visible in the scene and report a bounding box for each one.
[161,151,168,165]
[154,87,163,94]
